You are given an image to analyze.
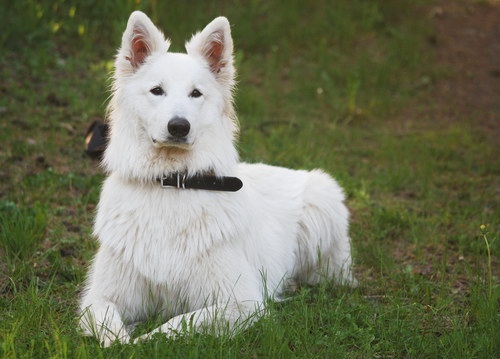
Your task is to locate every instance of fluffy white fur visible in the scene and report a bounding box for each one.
[79,11,355,347]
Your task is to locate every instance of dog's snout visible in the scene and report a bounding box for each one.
[168,117,190,138]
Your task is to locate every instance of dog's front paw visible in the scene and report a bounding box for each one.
[133,333,151,344]
[133,328,176,344]
[133,331,162,344]
[100,332,131,348]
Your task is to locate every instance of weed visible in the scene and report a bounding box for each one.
[0,203,46,262]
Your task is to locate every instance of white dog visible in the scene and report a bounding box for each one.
[79,11,355,347]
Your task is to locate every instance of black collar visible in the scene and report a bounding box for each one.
[157,172,243,192]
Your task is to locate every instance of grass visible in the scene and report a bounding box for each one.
[0,0,498,358]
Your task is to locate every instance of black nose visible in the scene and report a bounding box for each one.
[167,117,190,138]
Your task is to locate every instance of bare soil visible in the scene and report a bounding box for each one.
[427,1,500,135]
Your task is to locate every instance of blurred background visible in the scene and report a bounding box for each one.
[0,0,498,357]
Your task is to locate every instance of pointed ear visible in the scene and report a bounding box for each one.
[185,17,234,83]
[116,11,170,75]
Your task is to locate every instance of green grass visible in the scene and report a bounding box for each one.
[0,0,498,358]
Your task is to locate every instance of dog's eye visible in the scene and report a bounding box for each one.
[189,89,202,98]
[150,86,165,96]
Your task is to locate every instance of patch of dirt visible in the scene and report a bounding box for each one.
[427,1,500,134]
[381,1,500,293]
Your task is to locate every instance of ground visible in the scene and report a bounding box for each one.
[426,1,499,132]
[0,1,498,358]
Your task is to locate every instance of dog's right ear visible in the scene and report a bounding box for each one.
[185,17,234,87]
[116,11,170,75]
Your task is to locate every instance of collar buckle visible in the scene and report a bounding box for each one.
[160,173,186,189]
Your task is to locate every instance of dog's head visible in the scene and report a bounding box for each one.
[104,12,239,181]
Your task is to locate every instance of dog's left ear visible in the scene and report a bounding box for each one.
[185,17,234,85]
[116,11,170,76]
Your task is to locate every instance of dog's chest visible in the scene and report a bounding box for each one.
[94,177,246,283]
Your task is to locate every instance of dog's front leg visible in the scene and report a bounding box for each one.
[134,301,262,343]
[80,300,131,347]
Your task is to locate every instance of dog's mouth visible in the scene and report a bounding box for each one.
[152,137,192,150]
